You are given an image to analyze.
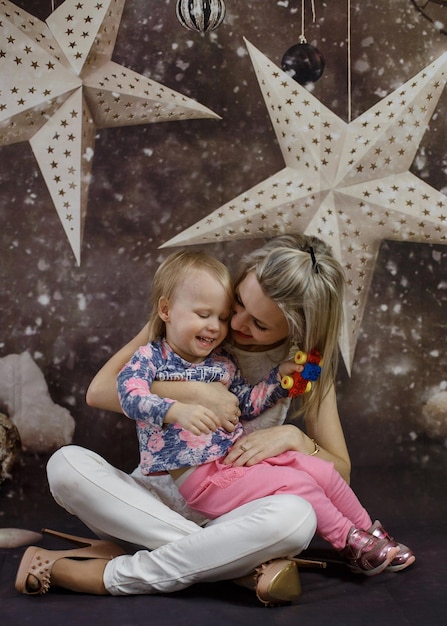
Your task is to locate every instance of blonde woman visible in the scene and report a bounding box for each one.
[16,235,411,604]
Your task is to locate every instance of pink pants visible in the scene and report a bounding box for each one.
[179,451,372,550]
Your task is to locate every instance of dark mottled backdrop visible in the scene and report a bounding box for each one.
[1,0,446,474]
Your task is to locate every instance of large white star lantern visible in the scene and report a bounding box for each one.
[163,40,447,373]
[0,0,218,264]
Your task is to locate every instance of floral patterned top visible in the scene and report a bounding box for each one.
[117,337,288,475]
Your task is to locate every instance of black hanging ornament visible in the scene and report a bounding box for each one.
[176,0,226,32]
[281,37,325,85]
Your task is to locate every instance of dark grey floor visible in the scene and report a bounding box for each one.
[1,451,446,626]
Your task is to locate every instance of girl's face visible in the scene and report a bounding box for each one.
[230,271,289,351]
[159,270,231,363]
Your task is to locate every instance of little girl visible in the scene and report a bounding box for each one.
[118,249,415,577]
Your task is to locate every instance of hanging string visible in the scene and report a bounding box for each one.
[310,0,316,23]
[301,0,305,39]
[300,0,316,43]
[347,0,352,121]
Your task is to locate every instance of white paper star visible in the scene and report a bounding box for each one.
[0,0,219,264]
[162,40,447,373]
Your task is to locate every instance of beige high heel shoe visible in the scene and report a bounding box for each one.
[15,529,126,595]
[235,556,327,607]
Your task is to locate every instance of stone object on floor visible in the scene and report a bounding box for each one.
[0,528,42,548]
[0,352,75,453]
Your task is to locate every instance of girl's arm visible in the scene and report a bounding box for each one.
[117,345,172,425]
[224,384,351,484]
[229,365,289,420]
[230,356,303,421]
[117,345,221,435]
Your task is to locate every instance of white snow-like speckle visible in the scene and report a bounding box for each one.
[77,293,87,311]
[37,294,50,306]
[354,59,370,73]
[361,37,374,48]
[83,147,94,162]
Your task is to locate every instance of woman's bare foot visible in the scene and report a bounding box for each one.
[51,557,109,594]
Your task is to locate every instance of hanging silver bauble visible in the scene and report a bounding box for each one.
[176,0,226,32]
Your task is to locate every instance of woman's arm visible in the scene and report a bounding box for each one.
[304,384,351,483]
[155,380,239,419]
[86,323,240,427]
[224,384,351,483]
[86,323,150,412]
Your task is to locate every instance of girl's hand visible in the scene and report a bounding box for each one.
[224,424,308,466]
[165,402,222,436]
[277,359,304,378]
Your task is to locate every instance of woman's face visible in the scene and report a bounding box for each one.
[230,271,289,351]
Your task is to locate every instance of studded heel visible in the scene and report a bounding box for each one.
[15,531,126,595]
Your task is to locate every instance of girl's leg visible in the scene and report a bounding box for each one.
[305,456,372,531]
[104,495,316,595]
[180,453,370,550]
[269,452,372,531]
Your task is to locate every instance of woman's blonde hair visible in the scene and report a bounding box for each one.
[236,234,345,420]
[147,250,234,341]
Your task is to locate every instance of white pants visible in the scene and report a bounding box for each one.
[47,445,316,596]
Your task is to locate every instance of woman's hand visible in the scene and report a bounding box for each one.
[153,381,241,432]
[225,386,351,483]
[194,382,240,420]
[224,424,309,467]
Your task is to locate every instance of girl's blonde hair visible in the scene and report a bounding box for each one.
[147,250,234,341]
[236,234,345,420]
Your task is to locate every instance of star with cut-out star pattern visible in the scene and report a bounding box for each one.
[0,0,219,264]
[163,40,447,372]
